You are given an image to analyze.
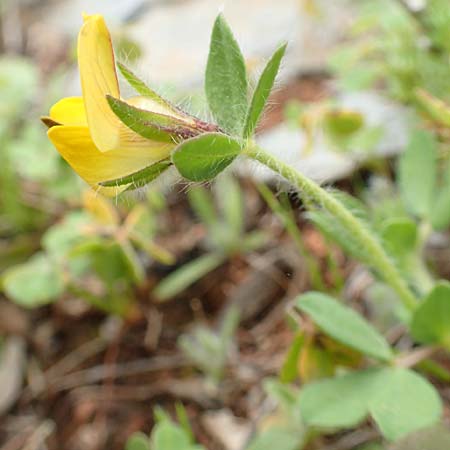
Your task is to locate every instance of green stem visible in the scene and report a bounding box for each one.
[244,145,418,311]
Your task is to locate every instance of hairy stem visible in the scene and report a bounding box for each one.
[244,145,418,311]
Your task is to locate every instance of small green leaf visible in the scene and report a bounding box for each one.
[153,253,226,301]
[398,130,437,218]
[107,95,196,142]
[243,43,287,138]
[125,432,150,450]
[411,281,450,348]
[1,253,64,307]
[381,218,417,260]
[369,368,442,441]
[280,333,304,383]
[295,292,393,361]
[100,160,171,188]
[172,133,242,182]
[205,14,248,135]
[152,422,191,450]
[300,369,383,428]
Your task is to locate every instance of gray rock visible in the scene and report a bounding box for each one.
[248,91,410,184]
[38,0,353,87]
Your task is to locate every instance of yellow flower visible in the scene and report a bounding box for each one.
[43,14,198,196]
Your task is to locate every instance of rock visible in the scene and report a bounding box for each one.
[248,91,410,184]
[202,409,252,450]
[37,0,354,87]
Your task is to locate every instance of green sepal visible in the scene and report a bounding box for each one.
[106,95,198,142]
[172,132,242,182]
[99,160,172,188]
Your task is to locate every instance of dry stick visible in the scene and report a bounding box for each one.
[395,345,439,368]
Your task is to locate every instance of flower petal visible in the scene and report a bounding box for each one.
[47,125,174,196]
[78,14,121,152]
[50,97,87,126]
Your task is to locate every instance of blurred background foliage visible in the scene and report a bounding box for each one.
[0,0,450,450]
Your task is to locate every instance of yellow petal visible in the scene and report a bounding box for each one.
[47,125,174,196]
[49,97,87,126]
[78,15,176,153]
[78,14,121,152]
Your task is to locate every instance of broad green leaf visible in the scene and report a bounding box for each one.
[300,367,442,440]
[100,160,171,188]
[411,281,450,348]
[243,43,287,138]
[172,133,242,182]
[153,253,226,301]
[398,130,437,218]
[205,14,248,135]
[300,368,384,428]
[107,95,196,142]
[296,292,393,361]
[125,432,150,450]
[381,218,417,260]
[1,253,64,307]
[369,368,442,441]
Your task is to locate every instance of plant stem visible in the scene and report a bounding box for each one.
[244,145,418,311]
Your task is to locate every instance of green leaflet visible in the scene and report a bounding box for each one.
[243,43,287,138]
[205,14,248,135]
[172,132,242,182]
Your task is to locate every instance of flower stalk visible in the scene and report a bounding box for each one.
[243,144,418,311]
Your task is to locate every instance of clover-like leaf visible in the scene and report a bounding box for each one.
[205,14,248,135]
[172,133,242,182]
[369,368,442,441]
[243,43,287,138]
